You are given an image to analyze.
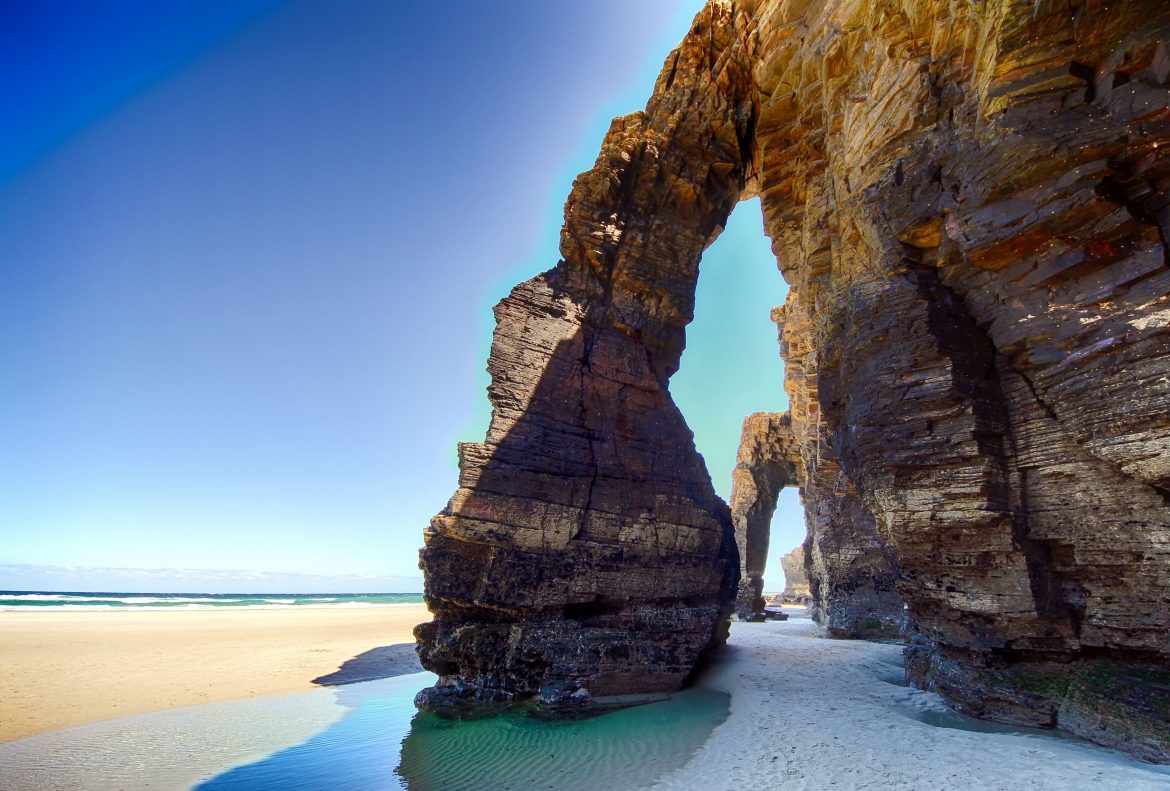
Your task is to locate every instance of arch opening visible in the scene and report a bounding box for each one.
[670,196,800,621]
[768,489,808,604]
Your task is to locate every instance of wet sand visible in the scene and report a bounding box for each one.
[0,604,428,742]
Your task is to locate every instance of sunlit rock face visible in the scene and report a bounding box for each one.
[778,546,810,602]
[417,0,1170,759]
[751,0,1170,761]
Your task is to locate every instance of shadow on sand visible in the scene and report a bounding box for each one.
[311,643,422,687]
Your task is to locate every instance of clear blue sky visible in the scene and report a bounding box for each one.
[0,1,802,593]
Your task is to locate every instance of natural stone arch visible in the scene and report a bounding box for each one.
[729,411,802,619]
[417,0,1170,761]
[728,334,904,636]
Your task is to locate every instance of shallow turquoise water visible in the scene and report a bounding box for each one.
[0,667,727,790]
[396,689,731,791]
[196,676,729,791]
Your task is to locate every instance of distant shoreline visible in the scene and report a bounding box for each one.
[0,589,424,612]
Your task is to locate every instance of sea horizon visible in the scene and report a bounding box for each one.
[0,590,425,611]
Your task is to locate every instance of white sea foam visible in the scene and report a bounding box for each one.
[0,601,423,612]
[0,594,244,604]
[121,597,244,604]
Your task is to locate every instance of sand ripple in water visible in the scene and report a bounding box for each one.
[198,680,729,790]
[396,689,730,790]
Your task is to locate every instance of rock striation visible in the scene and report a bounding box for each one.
[778,546,810,603]
[414,3,750,717]
[748,0,1170,760]
[417,0,1170,760]
[774,299,906,638]
[729,411,802,618]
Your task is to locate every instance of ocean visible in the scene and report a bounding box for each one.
[0,591,424,611]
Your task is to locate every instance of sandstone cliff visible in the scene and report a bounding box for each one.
[750,0,1170,760]
[417,0,1170,761]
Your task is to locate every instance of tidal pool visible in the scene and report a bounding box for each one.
[0,671,729,790]
[395,687,731,791]
[200,676,730,790]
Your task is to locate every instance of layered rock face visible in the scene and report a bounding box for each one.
[778,546,810,602]
[418,0,1170,759]
[748,0,1170,761]
[729,411,802,618]
[775,298,905,637]
[415,4,750,716]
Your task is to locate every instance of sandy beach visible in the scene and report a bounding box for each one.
[3,615,1170,789]
[652,620,1170,790]
[0,604,428,742]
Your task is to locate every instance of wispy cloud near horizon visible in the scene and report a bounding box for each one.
[0,563,423,594]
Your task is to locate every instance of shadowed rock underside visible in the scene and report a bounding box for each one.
[417,0,1170,761]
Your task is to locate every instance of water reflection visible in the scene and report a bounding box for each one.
[197,674,730,791]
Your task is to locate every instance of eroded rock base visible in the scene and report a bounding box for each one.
[416,602,728,718]
[818,586,906,641]
[907,640,1170,764]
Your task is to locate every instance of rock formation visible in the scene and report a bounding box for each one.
[727,405,899,633]
[414,3,749,717]
[417,0,1170,761]
[729,411,802,618]
[778,546,809,602]
[774,299,906,637]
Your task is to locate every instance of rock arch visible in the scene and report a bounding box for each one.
[730,411,803,620]
[416,0,1170,761]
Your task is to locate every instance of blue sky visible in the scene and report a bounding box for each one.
[0,1,803,593]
